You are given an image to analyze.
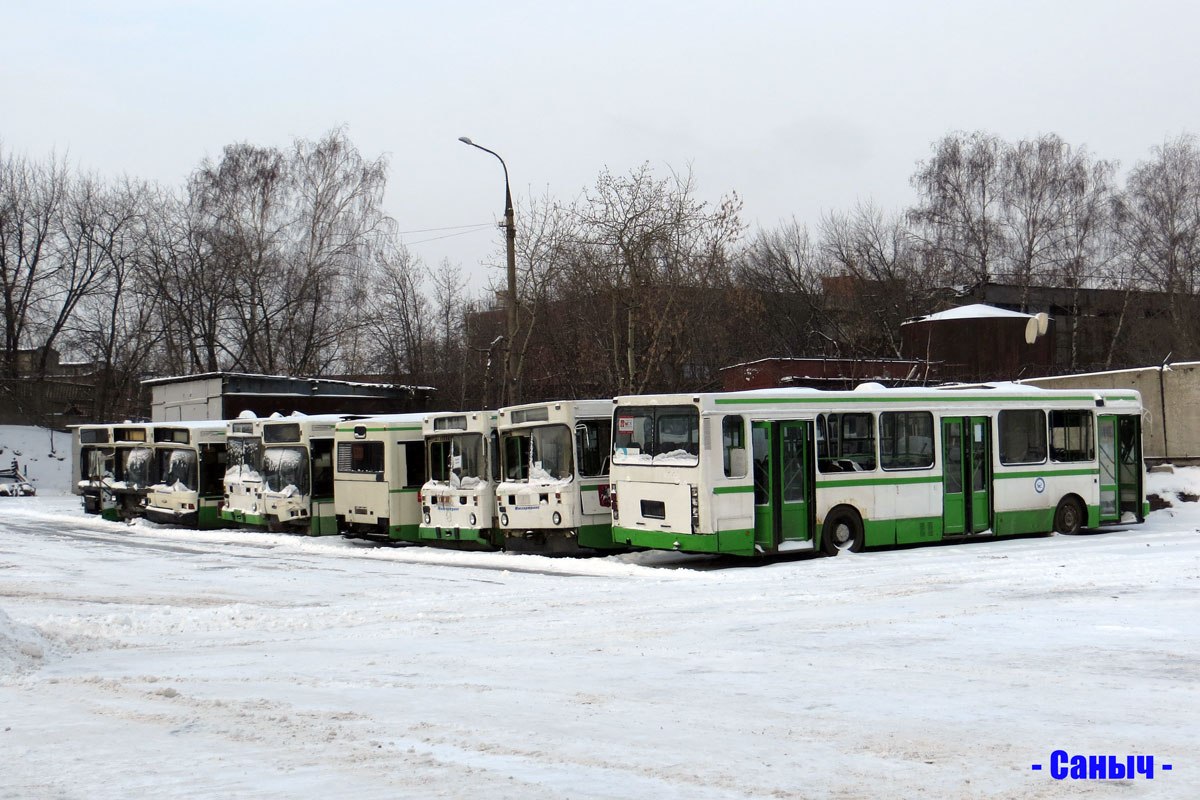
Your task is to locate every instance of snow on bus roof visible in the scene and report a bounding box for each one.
[907,303,1034,323]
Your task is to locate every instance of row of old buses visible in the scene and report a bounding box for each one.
[74,421,225,524]
[70,400,621,553]
[70,384,1149,558]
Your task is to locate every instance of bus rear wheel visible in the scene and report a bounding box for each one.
[1054,497,1084,534]
[822,510,864,555]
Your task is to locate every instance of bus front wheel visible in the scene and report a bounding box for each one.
[1054,497,1084,535]
[822,509,864,555]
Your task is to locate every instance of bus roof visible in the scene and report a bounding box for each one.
[614,382,1142,412]
[333,412,426,430]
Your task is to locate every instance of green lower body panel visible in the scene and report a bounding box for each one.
[419,525,496,548]
[577,523,619,550]
[613,525,755,556]
[306,514,339,536]
[892,516,944,546]
[420,524,481,541]
[992,508,1056,535]
[221,510,267,527]
[388,523,422,543]
[1088,504,1101,528]
[197,503,225,530]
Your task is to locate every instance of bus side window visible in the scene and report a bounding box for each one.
[723,415,746,478]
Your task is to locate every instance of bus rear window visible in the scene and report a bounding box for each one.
[613,405,700,466]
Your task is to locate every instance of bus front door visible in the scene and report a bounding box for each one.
[752,420,813,550]
[943,416,991,535]
[1097,414,1120,523]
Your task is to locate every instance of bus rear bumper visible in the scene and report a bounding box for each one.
[612,525,756,556]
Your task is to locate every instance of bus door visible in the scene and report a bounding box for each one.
[1097,414,1129,524]
[752,420,813,548]
[942,416,991,535]
[1117,415,1144,522]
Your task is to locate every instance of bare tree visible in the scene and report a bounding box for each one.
[0,149,68,377]
[820,203,927,357]
[1115,134,1200,354]
[569,163,743,395]
[735,220,832,357]
[909,131,1005,287]
[367,241,430,385]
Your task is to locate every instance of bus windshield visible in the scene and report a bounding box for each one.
[501,425,573,483]
[226,436,262,480]
[612,405,700,466]
[429,433,487,487]
[262,447,310,495]
[123,446,155,487]
[155,449,198,491]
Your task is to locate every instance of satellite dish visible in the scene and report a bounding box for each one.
[1024,317,1038,345]
[1036,312,1049,336]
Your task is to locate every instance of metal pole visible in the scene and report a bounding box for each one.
[459,137,519,406]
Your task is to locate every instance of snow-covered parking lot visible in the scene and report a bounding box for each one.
[2,475,1198,798]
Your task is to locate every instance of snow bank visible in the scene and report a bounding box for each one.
[0,609,48,675]
[0,425,72,495]
[1146,465,1200,504]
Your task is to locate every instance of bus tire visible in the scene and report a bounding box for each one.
[821,508,864,555]
[1053,497,1084,535]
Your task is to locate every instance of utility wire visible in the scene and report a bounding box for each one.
[404,227,498,246]
[395,222,495,235]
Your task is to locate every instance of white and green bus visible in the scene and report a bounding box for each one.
[420,411,499,549]
[496,399,616,554]
[333,413,426,542]
[81,424,155,522]
[609,384,1146,557]
[74,423,115,514]
[144,421,228,529]
[223,413,358,535]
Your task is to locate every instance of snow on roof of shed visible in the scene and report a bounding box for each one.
[906,303,1033,324]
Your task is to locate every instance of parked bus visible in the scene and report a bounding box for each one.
[333,413,426,542]
[609,384,1147,557]
[76,424,155,521]
[420,411,499,549]
[144,421,228,529]
[223,413,358,534]
[495,399,615,553]
[74,424,114,513]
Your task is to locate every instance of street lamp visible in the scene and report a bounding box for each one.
[458,136,519,407]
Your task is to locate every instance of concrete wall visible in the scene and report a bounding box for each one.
[1023,362,1200,460]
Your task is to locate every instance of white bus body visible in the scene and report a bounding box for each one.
[610,384,1147,557]
[144,421,228,528]
[495,399,616,553]
[333,414,426,542]
[74,424,114,513]
[223,414,358,535]
[75,424,154,521]
[419,411,499,549]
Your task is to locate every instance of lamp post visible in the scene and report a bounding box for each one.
[458,136,519,407]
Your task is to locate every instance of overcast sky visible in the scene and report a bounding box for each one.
[4,0,1199,290]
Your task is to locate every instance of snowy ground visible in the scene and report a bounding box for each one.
[1,428,1197,798]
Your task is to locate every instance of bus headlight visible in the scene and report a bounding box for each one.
[423,512,431,524]
[469,513,477,527]
[552,511,562,526]
[501,513,509,527]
